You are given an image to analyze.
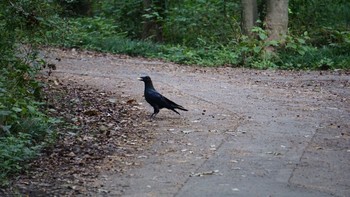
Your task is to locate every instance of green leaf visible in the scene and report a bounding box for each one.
[286,43,297,49]
[258,33,267,40]
[297,50,305,55]
[0,110,11,116]
[267,40,279,47]
[297,38,305,44]
[27,105,36,113]
[253,46,262,53]
[1,125,11,133]
[12,107,22,113]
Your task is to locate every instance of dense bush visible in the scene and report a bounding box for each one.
[289,0,350,34]
[0,0,59,185]
[163,1,241,45]
[92,0,241,45]
[93,0,144,39]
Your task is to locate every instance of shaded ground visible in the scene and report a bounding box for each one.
[5,48,350,196]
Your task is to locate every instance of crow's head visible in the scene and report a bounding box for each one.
[138,76,152,83]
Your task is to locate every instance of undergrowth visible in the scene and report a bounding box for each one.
[0,0,59,186]
[0,47,58,186]
[46,17,350,70]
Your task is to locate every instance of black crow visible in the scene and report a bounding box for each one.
[138,76,188,118]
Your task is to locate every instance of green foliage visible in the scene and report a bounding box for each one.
[39,1,350,70]
[94,0,143,39]
[158,45,240,66]
[55,0,93,17]
[0,0,59,185]
[92,0,241,45]
[278,29,350,70]
[0,133,42,185]
[0,52,57,185]
[53,1,349,70]
[164,0,241,45]
[289,0,350,34]
[279,43,350,70]
[46,17,160,56]
[46,17,124,48]
[44,15,350,70]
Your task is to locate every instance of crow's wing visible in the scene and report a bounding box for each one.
[145,89,180,109]
[145,89,168,108]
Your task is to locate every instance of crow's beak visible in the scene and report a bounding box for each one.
[138,77,143,81]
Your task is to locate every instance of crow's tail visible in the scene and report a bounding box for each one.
[164,97,188,112]
[175,104,188,111]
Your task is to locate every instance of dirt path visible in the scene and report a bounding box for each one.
[44,48,349,197]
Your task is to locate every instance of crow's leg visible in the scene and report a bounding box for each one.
[150,106,160,118]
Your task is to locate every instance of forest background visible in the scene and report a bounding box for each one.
[0,0,349,186]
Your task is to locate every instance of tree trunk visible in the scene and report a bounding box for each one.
[241,0,258,37]
[265,0,289,42]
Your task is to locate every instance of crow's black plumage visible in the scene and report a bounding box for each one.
[138,76,188,118]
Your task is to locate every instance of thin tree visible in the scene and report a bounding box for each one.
[241,0,258,37]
